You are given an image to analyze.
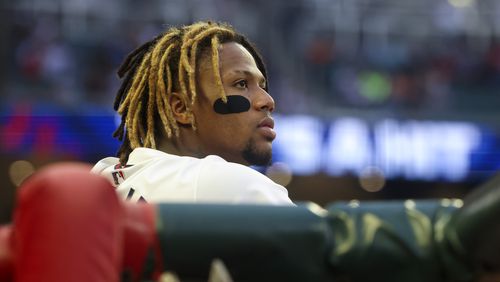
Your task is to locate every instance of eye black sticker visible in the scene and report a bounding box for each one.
[213,95,251,114]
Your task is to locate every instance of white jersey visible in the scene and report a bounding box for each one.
[92,148,294,206]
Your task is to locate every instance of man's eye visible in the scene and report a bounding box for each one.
[234,80,248,88]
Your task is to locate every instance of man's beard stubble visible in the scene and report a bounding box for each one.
[242,136,272,166]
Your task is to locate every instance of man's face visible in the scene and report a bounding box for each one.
[192,41,275,166]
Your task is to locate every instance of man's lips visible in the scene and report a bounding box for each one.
[258,117,276,140]
[258,117,274,129]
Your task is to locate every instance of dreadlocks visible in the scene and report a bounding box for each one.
[112,21,268,164]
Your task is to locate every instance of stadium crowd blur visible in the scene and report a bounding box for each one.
[2,0,500,114]
[1,0,500,222]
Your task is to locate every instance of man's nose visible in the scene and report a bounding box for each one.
[253,88,275,113]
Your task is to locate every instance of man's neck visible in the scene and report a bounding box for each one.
[157,133,205,159]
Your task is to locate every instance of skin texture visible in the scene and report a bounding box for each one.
[159,42,276,166]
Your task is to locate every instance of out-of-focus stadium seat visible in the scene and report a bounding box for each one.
[0,224,12,282]
[11,163,123,282]
[3,163,161,282]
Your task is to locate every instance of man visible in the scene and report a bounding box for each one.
[92,21,293,205]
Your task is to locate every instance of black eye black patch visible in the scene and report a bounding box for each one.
[213,95,251,114]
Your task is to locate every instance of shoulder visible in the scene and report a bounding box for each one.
[198,155,270,184]
[91,157,120,174]
[196,156,294,205]
[92,148,203,198]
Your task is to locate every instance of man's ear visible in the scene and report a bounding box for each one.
[168,92,194,125]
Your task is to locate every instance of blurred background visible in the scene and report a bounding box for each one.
[1,0,499,223]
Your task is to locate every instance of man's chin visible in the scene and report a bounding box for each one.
[242,147,272,166]
[246,155,272,167]
[241,138,273,166]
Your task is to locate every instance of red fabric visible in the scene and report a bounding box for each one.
[122,202,162,281]
[0,225,12,282]
[12,163,123,282]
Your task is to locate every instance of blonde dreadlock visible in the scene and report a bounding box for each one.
[113,21,269,164]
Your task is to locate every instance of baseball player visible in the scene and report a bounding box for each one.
[92,21,293,205]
